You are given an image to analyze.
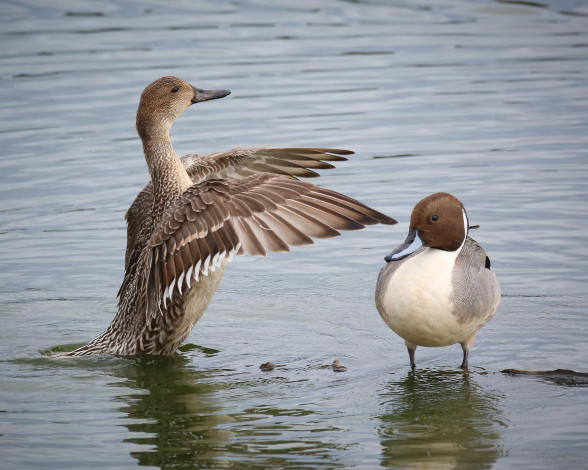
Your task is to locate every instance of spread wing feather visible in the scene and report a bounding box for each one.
[118,146,396,322]
[143,173,395,318]
[183,147,352,183]
[122,148,349,277]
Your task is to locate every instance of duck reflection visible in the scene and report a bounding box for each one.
[108,354,233,468]
[71,352,353,468]
[378,369,505,469]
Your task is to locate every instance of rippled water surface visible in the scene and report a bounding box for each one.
[1,0,588,468]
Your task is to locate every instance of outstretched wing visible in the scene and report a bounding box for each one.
[120,147,352,292]
[183,147,352,183]
[145,173,396,316]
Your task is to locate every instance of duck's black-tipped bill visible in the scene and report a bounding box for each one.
[385,229,422,262]
[191,88,231,104]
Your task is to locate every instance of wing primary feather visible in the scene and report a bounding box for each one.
[265,155,335,170]
[233,217,267,256]
[278,205,341,238]
[251,214,290,253]
[251,161,319,178]
[242,218,276,254]
[287,199,365,231]
[300,193,379,225]
[254,211,314,246]
[312,188,397,225]
[247,162,294,177]
[260,147,352,161]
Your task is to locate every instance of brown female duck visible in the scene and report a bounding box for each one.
[64,76,396,356]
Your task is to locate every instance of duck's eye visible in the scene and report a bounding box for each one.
[431,215,439,222]
[171,86,179,93]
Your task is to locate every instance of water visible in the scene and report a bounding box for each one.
[1,0,588,468]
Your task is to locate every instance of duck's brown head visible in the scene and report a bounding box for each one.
[409,192,467,251]
[136,76,230,142]
[385,192,469,262]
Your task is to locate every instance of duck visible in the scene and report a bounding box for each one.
[375,192,500,369]
[63,76,396,356]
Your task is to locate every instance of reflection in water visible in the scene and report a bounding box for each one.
[112,354,367,468]
[110,355,233,468]
[378,369,505,470]
[108,355,352,469]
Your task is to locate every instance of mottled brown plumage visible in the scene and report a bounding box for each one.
[63,76,396,356]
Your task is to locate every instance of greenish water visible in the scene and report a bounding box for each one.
[1,0,588,468]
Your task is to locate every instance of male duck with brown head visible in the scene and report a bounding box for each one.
[375,192,500,369]
[64,76,396,356]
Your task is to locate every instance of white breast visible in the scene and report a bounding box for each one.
[378,247,476,347]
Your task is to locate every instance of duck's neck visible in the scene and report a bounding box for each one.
[142,138,193,219]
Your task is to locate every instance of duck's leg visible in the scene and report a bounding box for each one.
[459,332,477,369]
[405,340,417,368]
[460,348,469,369]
